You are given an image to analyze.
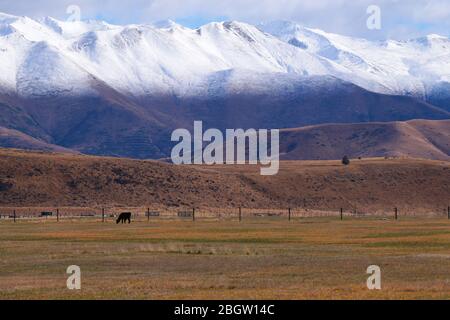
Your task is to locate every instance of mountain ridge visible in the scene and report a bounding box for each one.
[1,12,449,98]
[0,12,449,159]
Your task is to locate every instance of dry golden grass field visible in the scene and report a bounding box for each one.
[1,216,450,300]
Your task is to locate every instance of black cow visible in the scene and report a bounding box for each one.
[116,212,132,224]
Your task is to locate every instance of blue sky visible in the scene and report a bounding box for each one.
[0,0,449,40]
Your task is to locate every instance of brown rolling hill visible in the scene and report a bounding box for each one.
[0,126,77,154]
[1,118,449,162]
[280,119,450,161]
[0,149,448,214]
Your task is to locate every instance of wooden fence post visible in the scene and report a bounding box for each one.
[340,208,343,221]
[13,209,16,223]
[147,208,150,222]
[448,206,450,220]
[394,207,398,220]
[239,207,242,222]
[102,208,105,223]
[57,208,59,222]
[288,208,291,221]
[192,208,195,222]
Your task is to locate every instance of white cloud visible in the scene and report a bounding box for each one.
[415,0,450,21]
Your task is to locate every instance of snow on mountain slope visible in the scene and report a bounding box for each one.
[0,13,449,101]
[0,33,29,92]
[0,13,95,95]
[0,13,350,97]
[258,21,450,97]
[65,20,346,96]
[16,41,95,96]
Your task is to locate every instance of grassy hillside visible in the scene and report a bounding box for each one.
[0,149,448,213]
[280,119,450,160]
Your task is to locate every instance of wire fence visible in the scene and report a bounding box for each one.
[0,205,449,222]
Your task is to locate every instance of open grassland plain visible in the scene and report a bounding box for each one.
[1,217,450,299]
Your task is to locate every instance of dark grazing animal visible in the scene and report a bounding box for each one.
[116,212,132,224]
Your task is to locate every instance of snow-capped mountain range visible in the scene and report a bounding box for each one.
[0,12,449,99]
[0,12,449,159]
